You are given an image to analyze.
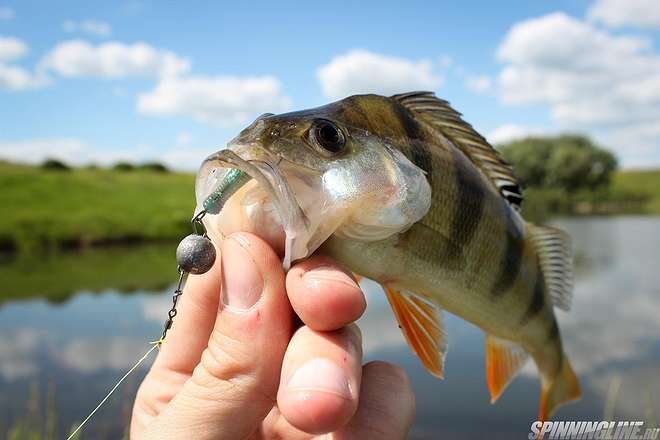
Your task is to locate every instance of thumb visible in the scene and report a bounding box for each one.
[143,232,293,440]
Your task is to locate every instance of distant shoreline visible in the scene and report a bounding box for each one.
[1,161,659,255]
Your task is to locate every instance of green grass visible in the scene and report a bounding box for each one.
[0,161,659,254]
[612,169,660,214]
[519,169,660,221]
[0,162,196,252]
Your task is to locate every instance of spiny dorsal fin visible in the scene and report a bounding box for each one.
[391,91,524,209]
[528,224,574,311]
[486,335,529,403]
[384,286,447,378]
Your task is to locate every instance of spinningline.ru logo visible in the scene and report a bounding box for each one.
[529,421,659,439]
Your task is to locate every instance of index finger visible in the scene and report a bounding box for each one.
[150,242,223,376]
[286,255,366,331]
[132,245,224,426]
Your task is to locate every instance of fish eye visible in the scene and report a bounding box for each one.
[310,119,346,154]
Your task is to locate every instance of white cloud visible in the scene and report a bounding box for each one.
[53,337,149,373]
[0,329,41,380]
[496,12,660,167]
[0,137,213,171]
[317,49,443,99]
[594,123,660,169]
[63,19,112,37]
[41,40,190,79]
[0,6,14,20]
[0,36,49,90]
[487,124,550,145]
[588,0,660,29]
[551,218,660,375]
[0,36,28,62]
[159,145,217,171]
[465,74,492,93]
[137,75,291,126]
[0,64,48,90]
[0,138,89,164]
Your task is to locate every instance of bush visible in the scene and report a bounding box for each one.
[113,162,135,171]
[496,134,625,219]
[41,158,71,171]
[138,162,169,173]
[498,135,618,193]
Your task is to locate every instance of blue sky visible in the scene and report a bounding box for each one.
[1,0,659,169]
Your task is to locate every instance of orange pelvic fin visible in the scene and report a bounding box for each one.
[384,286,447,378]
[486,334,529,403]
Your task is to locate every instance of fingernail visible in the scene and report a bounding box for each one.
[287,358,352,399]
[303,266,359,291]
[221,234,263,311]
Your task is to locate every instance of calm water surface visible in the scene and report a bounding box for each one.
[1,217,659,439]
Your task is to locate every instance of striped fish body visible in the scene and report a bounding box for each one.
[198,92,580,420]
[313,93,580,420]
[325,141,543,343]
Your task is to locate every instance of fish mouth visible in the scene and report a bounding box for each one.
[195,147,310,269]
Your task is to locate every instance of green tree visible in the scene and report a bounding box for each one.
[138,162,169,172]
[41,158,71,171]
[112,161,135,171]
[498,135,617,192]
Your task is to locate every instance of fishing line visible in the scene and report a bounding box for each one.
[67,167,250,437]
[65,340,162,440]
[67,170,241,437]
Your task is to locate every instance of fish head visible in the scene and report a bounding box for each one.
[195,94,432,268]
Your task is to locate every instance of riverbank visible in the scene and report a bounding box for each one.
[0,161,195,253]
[1,161,659,253]
[0,243,175,304]
[515,169,660,222]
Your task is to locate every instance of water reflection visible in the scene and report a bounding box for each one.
[0,217,658,438]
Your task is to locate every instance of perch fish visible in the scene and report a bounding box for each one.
[195,92,581,420]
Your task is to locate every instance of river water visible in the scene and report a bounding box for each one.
[1,217,658,439]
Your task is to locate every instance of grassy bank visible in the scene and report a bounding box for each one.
[0,161,195,253]
[518,169,660,221]
[1,161,659,254]
[612,169,660,214]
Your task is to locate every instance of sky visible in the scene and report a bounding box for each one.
[0,0,659,170]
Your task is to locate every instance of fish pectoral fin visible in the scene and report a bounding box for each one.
[384,286,447,378]
[486,334,529,403]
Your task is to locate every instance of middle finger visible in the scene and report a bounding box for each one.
[277,324,363,435]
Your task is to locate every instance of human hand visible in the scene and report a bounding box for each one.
[130,232,415,439]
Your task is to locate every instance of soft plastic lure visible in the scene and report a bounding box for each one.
[202,168,251,214]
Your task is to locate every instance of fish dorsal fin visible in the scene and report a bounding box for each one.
[384,286,447,378]
[391,91,524,209]
[486,335,529,403]
[528,224,574,311]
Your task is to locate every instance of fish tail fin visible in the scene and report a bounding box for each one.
[539,355,581,422]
